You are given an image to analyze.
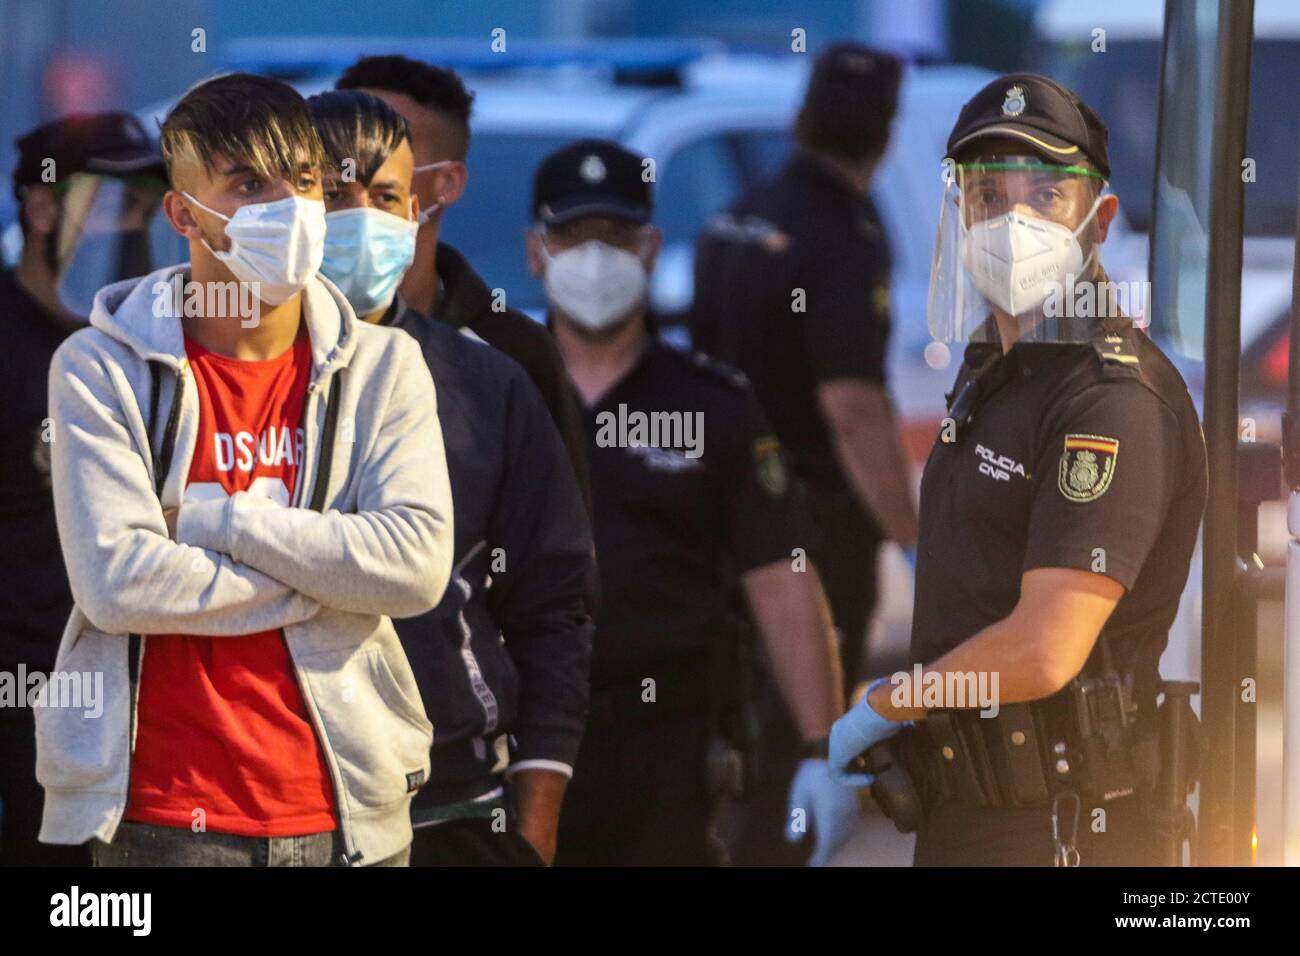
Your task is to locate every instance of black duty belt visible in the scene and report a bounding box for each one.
[894,698,1159,812]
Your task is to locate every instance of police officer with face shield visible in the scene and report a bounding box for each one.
[828,74,1207,866]
[1,112,166,865]
[530,140,856,866]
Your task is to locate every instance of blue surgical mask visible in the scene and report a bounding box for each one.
[320,207,418,317]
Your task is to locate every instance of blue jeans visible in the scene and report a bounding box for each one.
[92,820,409,867]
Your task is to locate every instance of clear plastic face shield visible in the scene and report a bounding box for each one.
[50,172,168,316]
[927,156,1113,345]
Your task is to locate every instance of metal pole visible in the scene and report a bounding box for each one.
[1281,87,1300,869]
[1196,0,1254,867]
[1234,443,1280,863]
[1286,521,1300,864]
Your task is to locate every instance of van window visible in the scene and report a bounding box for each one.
[1032,37,1300,237]
[731,130,793,183]
[442,132,579,314]
[658,135,743,246]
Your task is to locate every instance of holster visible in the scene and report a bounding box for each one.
[1143,681,1201,864]
[868,675,1171,834]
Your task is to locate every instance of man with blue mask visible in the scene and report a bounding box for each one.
[308,91,420,323]
[830,74,1206,867]
[308,90,596,866]
[530,140,856,867]
[336,56,590,513]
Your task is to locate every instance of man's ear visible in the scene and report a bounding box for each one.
[162,190,205,241]
[21,187,59,236]
[640,224,664,272]
[1094,193,1119,244]
[434,161,469,209]
[524,228,546,278]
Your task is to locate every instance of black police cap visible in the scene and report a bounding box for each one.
[802,42,902,127]
[946,72,1110,180]
[532,139,652,226]
[13,111,164,201]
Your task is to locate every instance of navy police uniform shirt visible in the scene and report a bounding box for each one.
[0,270,74,671]
[691,151,893,502]
[579,332,811,693]
[910,325,1207,718]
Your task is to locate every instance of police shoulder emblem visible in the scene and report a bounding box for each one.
[1002,85,1027,117]
[1057,434,1118,502]
[753,436,789,497]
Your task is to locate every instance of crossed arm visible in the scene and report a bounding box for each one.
[52,335,453,635]
[177,336,452,618]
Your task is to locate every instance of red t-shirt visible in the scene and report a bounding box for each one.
[127,327,338,836]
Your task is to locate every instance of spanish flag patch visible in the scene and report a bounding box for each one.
[1057,434,1119,503]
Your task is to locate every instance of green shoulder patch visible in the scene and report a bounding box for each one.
[1057,434,1119,503]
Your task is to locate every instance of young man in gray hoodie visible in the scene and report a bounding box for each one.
[37,73,454,867]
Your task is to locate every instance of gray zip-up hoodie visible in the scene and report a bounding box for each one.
[37,264,453,866]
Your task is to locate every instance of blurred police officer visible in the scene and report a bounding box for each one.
[829,74,1207,866]
[692,43,917,865]
[335,56,590,510]
[1,112,166,865]
[529,140,857,866]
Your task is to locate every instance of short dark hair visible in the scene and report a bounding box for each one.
[336,55,473,156]
[306,90,410,186]
[160,73,324,186]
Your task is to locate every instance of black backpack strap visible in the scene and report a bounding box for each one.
[308,369,344,512]
[148,363,162,490]
[134,360,175,735]
[146,360,182,496]
[157,369,182,494]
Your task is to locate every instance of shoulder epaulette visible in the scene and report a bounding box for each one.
[1092,333,1141,379]
[685,349,750,389]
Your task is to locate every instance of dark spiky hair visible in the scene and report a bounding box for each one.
[160,73,324,186]
[336,55,473,158]
[307,89,411,185]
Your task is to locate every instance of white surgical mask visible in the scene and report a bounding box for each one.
[542,240,647,331]
[413,160,451,225]
[320,206,418,317]
[959,192,1103,316]
[183,192,327,305]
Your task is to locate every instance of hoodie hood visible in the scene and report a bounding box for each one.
[88,263,359,381]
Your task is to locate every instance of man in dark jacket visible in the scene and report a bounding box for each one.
[1,112,166,865]
[336,55,590,512]
[309,90,595,865]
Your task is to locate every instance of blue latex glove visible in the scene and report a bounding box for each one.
[902,545,917,572]
[829,685,901,786]
[785,757,861,866]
